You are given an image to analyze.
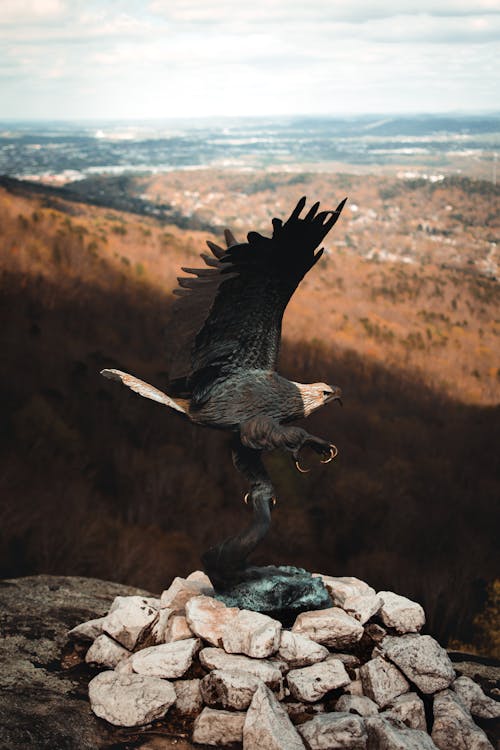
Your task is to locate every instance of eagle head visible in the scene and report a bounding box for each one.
[295,382,343,416]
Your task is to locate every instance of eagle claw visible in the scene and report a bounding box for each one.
[293,443,338,473]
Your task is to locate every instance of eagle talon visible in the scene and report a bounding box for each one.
[294,454,311,473]
[320,445,338,464]
[244,492,250,504]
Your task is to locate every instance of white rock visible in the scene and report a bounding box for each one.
[68,616,106,642]
[222,609,282,658]
[173,678,203,714]
[165,614,193,642]
[150,608,172,644]
[432,689,493,750]
[292,607,364,649]
[359,656,410,708]
[385,692,427,730]
[314,575,375,605]
[452,675,500,719]
[200,668,263,710]
[284,701,326,720]
[287,659,350,703]
[185,595,237,646]
[365,716,438,749]
[329,653,361,669]
[109,594,159,613]
[343,593,383,625]
[88,670,176,727]
[160,576,213,612]
[103,596,159,650]
[336,694,379,716]
[114,657,134,674]
[278,630,329,668]
[199,647,283,688]
[364,622,387,644]
[186,570,213,587]
[298,712,368,749]
[85,634,129,668]
[382,634,455,694]
[130,638,199,679]
[244,683,305,750]
[378,591,425,634]
[193,707,245,746]
[345,679,365,697]
[269,656,290,675]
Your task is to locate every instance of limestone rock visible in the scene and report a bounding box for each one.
[298,712,368,749]
[336,694,379,716]
[130,638,199,679]
[365,716,438,749]
[160,576,214,612]
[150,607,172,644]
[378,591,425,634]
[221,608,282,658]
[452,675,500,720]
[192,707,245,746]
[343,593,383,625]
[432,689,493,750]
[278,630,329,668]
[285,701,326,721]
[185,595,237,646]
[359,656,410,708]
[200,668,263,710]
[199,647,283,688]
[292,607,364,649]
[330,653,361,670]
[103,596,159,650]
[314,575,375,605]
[173,678,203,715]
[345,678,365,697]
[364,622,387,645]
[243,683,305,749]
[385,692,427,730]
[382,634,455,694]
[287,659,350,703]
[186,570,213,587]
[88,670,176,727]
[109,594,160,613]
[68,616,106,642]
[165,614,193,642]
[114,657,134,674]
[85,634,130,668]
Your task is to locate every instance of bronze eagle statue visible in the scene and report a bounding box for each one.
[101,196,346,582]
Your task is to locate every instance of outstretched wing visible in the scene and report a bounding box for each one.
[167,196,346,405]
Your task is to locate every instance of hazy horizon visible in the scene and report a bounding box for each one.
[1,1,499,120]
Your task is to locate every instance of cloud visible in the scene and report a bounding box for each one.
[0,0,66,24]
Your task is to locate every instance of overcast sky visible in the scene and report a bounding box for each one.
[1,0,499,120]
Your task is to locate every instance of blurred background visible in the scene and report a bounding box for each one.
[0,1,499,656]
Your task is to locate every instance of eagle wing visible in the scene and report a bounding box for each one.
[167,196,346,405]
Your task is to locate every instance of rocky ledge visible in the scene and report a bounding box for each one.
[1,574,499,749]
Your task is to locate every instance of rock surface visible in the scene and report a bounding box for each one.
[359,655,410,708]
[384,692,427,730]
[278,629,329,668]
[452,675,500,719]
[200,668,263,710]
[432,689,494,749]
[85,633,130,668]
[287,659,350,702]
[199,646,283,687]
[192,706,245,746]
[292,607,364,648]
[185,595,237,646]
[221,608,282,658]
[382,634,455,693]
[243,684,305,750]
[130,638,199,678]
[378,591,426,634]
[88,670,176,727]
[103,595,159,649]
[298,712,368,749]
[160,575,214,611]
[3,573,499,750]
[0,574,188,750]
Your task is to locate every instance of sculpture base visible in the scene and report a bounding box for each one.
[213,565,331,626]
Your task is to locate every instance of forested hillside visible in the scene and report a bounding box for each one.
[1,178,498,653]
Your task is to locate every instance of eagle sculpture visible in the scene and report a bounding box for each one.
[102,196,346,583]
